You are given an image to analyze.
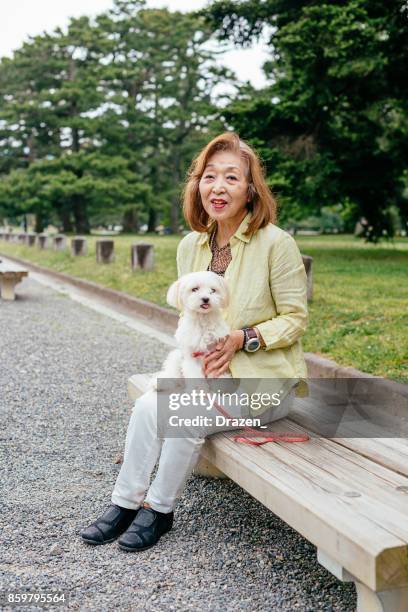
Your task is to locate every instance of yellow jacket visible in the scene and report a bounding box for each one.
[176,212,309,403]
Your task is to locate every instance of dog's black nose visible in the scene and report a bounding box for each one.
[202,297,210,304]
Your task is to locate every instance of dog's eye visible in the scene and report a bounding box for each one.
[191,287,199,292]
[210,288,216,293]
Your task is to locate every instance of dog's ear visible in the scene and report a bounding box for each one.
[167,278,182,310]
[218,277,230,309]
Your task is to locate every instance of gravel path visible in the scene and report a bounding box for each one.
[0,277,356,611]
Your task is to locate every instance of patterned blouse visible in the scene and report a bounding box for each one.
[207,229,232,276]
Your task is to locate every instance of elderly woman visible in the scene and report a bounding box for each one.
[81,132,308,552]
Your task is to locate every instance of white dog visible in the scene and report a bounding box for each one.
[152,271,231,387]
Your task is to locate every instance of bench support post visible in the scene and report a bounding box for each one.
[318,549,408,612]
[354,582,408,612]
[193,454,226,478]
[0,277,20,300]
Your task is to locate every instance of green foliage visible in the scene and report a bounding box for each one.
[203,0,408,240]
[0,0,407,240]
[0,1,230,232]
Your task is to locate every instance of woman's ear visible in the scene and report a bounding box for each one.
[167,278,182,310]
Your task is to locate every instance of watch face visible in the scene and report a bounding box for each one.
[246,338,260,352]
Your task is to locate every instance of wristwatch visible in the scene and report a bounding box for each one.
[242,327,261,353]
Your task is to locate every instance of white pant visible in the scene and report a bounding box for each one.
[111,386,294,514]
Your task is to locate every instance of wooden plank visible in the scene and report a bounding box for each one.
[0,271,28,279]
[0,264,28,276]
[0,263,28,300]
[290,396,408,477]
[331,438,408,480]
[255,421,408,538]
[216,429,408,549]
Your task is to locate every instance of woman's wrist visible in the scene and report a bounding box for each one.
[232,329,245,351]
[238,326,266,351]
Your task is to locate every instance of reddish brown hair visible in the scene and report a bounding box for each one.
[182,132,277,235]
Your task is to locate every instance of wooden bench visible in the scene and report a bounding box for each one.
[0,263,28,300]
[128,373,408,612]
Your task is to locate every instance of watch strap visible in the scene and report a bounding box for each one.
[244,328,258,340]
[242,327,260,351]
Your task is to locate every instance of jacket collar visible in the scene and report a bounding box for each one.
[197,211,253,246]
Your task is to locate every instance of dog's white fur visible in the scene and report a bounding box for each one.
[152,271,231,386]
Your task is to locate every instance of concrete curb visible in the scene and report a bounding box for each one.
[2,251,407,396]
[0,252,178,334]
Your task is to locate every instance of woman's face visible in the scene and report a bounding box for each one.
[199,151,249,227]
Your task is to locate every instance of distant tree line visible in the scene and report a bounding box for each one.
[0,0,230,233]
[0,0,406,240]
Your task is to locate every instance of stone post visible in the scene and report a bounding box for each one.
[26,233,37,246]
[96,239,115,263]
[302,254,313,302]
[18,233,27,244]
[4,233,10,241]
[38,234,49,249]
[53,235,66,251]
[131,243,154,271]
[71,236,88,256]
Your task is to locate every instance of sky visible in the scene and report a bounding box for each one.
[0,0,270,89]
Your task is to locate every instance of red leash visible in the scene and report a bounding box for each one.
[191,351,309,446]
[212,396,309,446]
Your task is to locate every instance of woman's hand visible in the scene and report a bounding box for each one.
[204,330,244,378]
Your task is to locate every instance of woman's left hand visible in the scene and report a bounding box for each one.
[203,330,244,378]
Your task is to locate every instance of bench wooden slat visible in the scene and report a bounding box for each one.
[0,269,28,277]
[249,423,408,543]
[291,397,408,478]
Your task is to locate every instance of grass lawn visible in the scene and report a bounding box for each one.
[1,233,407,382]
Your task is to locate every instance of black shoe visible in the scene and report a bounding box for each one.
[118,506,174,552]
[81,504,139,545]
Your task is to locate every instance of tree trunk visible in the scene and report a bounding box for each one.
[170,153,181,233]
[147,80,159,234]
[122,207,139,233]
[147,207,156,233]
[69,58,81,154]
[35,212,45,233]
[170,199,179,233]
[73,198,90,234]
[60,209,73,233]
